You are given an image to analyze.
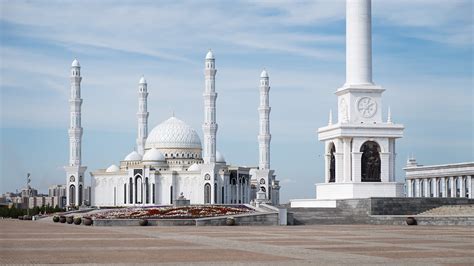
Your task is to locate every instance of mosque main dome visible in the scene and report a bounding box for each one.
[145,117,202,150]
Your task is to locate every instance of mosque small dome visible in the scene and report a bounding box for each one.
[145,117,202,150]
[143,148,166,162]
[139,76,146,84]
[188,163,201,171]
[260,69,268,78]
[71,59,80,67]
[206,50,214,60]
[105,164,119,172]
[216,151,226,163]
[124,151,142,161]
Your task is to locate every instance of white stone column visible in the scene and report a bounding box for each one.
[389,139,396,182]
[424,179,430,197]
[449,176,455,197]
[335,152,344,183]
[352,152,362,182]
[468,176,472,199]
[343,138,352,182]
[440,177,447,197]
[433,178,439,198]
[346,0,373,85]
[415,179,420,197]
[459,176,465,198]
[407,179,413,197]
[325,152,331,183]
[380,152,390,183]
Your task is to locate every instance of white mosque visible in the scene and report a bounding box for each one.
[65,51,280,208]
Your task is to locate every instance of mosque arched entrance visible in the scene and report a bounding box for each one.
[360,141,381,182]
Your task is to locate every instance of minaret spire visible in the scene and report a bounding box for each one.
[136,76,149,155]
[65,58,87,208]
[258,69,271,170]
[203,49,218,164]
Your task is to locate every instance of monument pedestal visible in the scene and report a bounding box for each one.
[316,182,404,200]
[290,182,403,208]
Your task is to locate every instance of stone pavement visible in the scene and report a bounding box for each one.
[0,219,473,265]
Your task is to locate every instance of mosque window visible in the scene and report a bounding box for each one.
[214,183,217,204]
[152,184,155,204]
[204,183,211,204]
[124,184,127,204]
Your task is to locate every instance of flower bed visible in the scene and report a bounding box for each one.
[89,205,253,220]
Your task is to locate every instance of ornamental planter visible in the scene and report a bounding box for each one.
[73,217,82,225]
[139,219,148,226]
[226,217,235,226]
[83,217,93,226]
[66,216,74,224]
[53,216,60,223]
[59,216,66,223]
[406,217,417,226]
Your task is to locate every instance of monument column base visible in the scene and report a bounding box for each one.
[315,182,404,200]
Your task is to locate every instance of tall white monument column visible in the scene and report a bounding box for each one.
[346,0,372,85]
[303,0,404,204]
[136,76,149,156]
[65,59,87,208]
[202,50,218,164]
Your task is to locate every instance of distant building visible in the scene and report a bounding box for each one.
[404,159,473,198]
[20,188,38,198]
[48,185,66,198]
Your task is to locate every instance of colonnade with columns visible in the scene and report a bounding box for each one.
[407,175,472,198]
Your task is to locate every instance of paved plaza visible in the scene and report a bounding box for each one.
[0,219,473,265]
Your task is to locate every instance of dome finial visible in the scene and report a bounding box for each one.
[206,49,214,60]
[71,58,80,67]
[139,75,146,84]
[260,68,269,78]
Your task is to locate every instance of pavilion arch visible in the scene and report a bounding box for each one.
[360,141,381,182]
[69,184,76,206]
[329,142,336,183]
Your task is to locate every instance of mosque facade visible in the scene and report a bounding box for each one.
[65,51,280,208]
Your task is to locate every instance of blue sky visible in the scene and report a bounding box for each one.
[1,0,473,203]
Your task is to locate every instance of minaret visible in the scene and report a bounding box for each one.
[254,69,279,205]
[346,0,372,86]
[136,76,149,155]
[65,59,87,208]
[258,69,271,170]
[202,50,218,164]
